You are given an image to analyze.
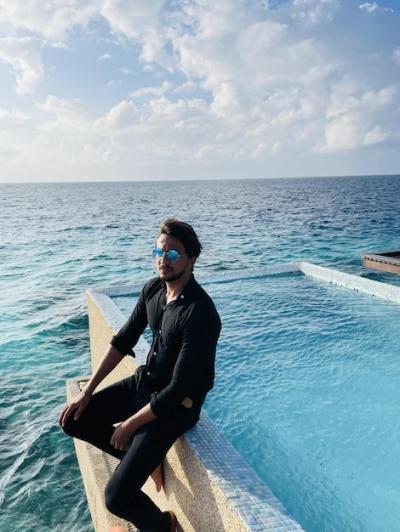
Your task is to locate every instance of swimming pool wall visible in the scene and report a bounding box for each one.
[77,261,400,531]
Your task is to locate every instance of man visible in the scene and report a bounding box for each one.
[59,219,221,532]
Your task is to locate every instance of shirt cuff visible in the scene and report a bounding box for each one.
[110,335,136,357]
[150,392,163,417]
[150,390,195,418]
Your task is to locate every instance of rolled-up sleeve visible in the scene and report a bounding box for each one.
[150,305,220,417]
[110,285,148,357]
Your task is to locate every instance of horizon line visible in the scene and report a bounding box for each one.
[1,172,400,185]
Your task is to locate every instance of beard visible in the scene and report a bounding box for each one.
[158,265,187,282]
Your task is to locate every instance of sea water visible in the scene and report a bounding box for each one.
[1,175,400,531]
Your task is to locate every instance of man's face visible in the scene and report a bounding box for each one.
[155,234,195,282]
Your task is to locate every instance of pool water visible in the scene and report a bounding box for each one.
[114,272,400,532]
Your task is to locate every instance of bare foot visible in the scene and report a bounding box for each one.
[150,462,164,492]
[108,527,128,532]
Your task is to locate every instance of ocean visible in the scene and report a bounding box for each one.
[1,175,400,531]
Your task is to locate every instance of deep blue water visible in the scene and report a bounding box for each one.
[1,175,400,531]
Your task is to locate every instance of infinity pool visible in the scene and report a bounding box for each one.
[113,272,400,532]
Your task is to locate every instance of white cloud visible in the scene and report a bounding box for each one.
[23,95,216,172]
[211,82,241,118]
[94,99,138,130]
[104,79,122,90]
[99,0,168,64]
[0,108,29,128]
[317,113,362,152]
[0,2,100,93]
[0,108,33,166]
[236,19,289,61]
[359,2,379,12]
[0,0,96,40]
[359,2,394,13]
[360,86,397,108]
[98,53,112,61]
[326,81,396,119]
[291,0,339,24]
[393,47,400,65]
[173,9,326,125]
[120,67,133,74]
[181,0,256,39]
[39,95,90,128]
[318,83,397,152]
[0,37,44,93]
[365,125,387,145]
[173,80,198,94]
[130,81,172,98]
[0,144,21,163]
[99,0,165,39]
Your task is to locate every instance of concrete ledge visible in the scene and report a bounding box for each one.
[298,261,400,303]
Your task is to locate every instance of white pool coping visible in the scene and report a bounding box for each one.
[86,261,400,531]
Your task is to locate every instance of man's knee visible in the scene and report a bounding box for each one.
[104,478,136,516]
[104,480,119,515]
[60,415,82,438]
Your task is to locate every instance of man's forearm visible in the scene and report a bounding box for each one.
[110,402,158,450]
[127,402,158,430]
[84,344,124,395]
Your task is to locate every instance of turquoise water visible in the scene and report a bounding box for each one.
[206,274,400,532]
[1,175,400,531]
[114,273,400,532]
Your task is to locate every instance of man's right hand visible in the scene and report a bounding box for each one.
[58,390,92,428]
[58,345,123,429]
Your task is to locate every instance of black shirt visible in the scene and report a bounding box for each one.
[110,274,221,418]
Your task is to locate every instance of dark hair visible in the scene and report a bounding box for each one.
[158,219,202,258]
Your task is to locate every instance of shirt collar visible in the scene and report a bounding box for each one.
[161,273,197,301]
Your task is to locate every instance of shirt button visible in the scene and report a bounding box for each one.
[153,351,157,356]
[147,371,151,376]
[180,295,184,299]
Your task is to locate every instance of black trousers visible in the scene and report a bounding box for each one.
[62,366,199,532]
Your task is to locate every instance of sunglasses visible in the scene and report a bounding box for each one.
[152,247,185,262]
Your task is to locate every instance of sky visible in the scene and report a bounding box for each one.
[0,0,399,182]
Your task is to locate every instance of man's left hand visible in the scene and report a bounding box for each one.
[110,418,139,451]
